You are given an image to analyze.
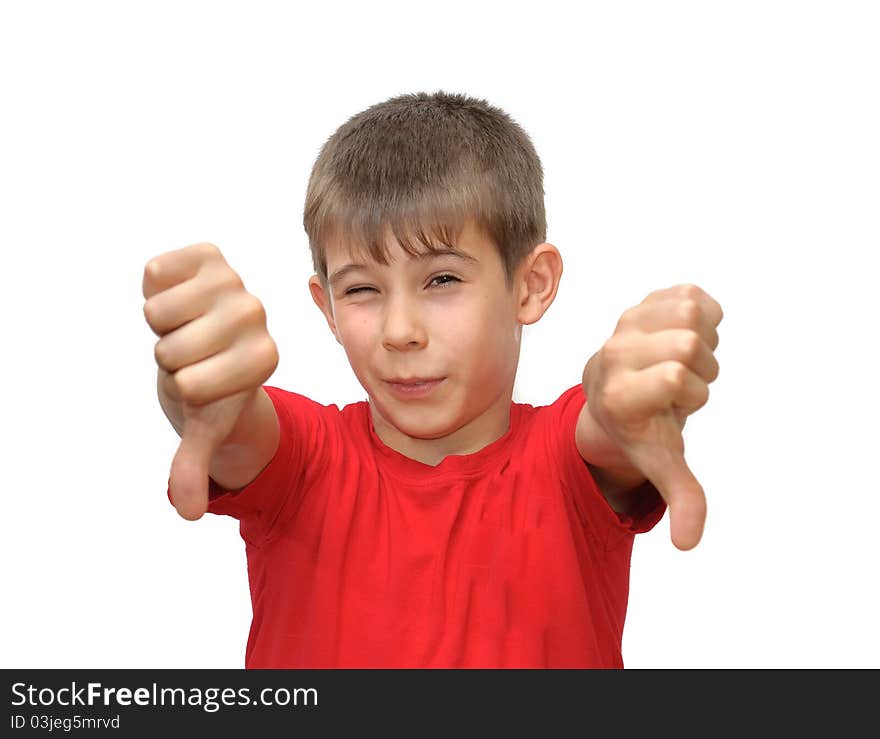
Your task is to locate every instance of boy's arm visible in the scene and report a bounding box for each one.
[575,400,658,514]
[144,242,282,519]
[574,284,724,550]
[208,386,280,491]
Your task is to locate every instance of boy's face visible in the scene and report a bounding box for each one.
[308,220,560,461]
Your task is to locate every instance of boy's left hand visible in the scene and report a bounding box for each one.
[582,284,724,550]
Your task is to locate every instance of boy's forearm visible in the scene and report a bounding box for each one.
[577,406,648,493]
[208,388,280,490]
[577,404,659,515]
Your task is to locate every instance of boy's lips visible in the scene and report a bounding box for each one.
[383,377,445,398]
[384,376,445,385]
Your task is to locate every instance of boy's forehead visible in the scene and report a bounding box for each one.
[326,220,494,271]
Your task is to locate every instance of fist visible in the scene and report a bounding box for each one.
[583,284,723,550]
[142,242,279,520]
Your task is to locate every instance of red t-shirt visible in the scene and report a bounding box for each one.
[168,384,665,668]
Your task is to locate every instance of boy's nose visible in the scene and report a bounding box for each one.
[381,296,428,350]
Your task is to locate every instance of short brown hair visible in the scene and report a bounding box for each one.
[303,90,546,291]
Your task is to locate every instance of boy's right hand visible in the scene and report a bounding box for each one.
[142,243,279,521]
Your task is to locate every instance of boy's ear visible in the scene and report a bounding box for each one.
[515,243,563,326]
[308,275,343,344]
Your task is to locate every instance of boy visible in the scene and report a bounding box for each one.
[142,91,723,668]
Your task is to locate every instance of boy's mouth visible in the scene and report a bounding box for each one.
[383,377,445,398]
[384,376,444,385]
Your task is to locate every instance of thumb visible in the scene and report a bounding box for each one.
[626,413,707,551]
[655,451,707,551]
[168,417,224,521]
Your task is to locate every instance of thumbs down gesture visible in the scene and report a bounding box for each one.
[579,284,724,550]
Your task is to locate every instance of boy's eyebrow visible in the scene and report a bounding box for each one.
[328,247,478,286]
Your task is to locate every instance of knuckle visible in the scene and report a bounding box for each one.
[144,259,160,281]
[159,368,180,400]
[219,267,245,292]
[260,336,280,372]
[679,283,703,299]
[267,335,280,362]
[681,331,701,360]
[601,377,625,413]
[615,308,634,332]
[198,242,221,259]
[154,339,172,370]
[174,368,200,403]
[665,362,687,389]
[244,293,266,322]
[680,299,700,325]
[602,336,623,362]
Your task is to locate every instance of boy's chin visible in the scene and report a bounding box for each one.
[369,397,457,440]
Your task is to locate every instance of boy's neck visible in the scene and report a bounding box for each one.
[368,385,514,467]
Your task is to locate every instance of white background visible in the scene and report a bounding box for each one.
[2,0,877,669]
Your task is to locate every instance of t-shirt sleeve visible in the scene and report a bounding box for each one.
[545,384,667,550]
[165,385,334,547]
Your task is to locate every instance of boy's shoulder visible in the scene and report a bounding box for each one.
[262,383,369,429]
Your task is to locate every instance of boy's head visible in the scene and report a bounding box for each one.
[304,91,563,457]
[304,90,548,293]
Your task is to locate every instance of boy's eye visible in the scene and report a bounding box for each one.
[428,274,461,289]
[345,274,461,295]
